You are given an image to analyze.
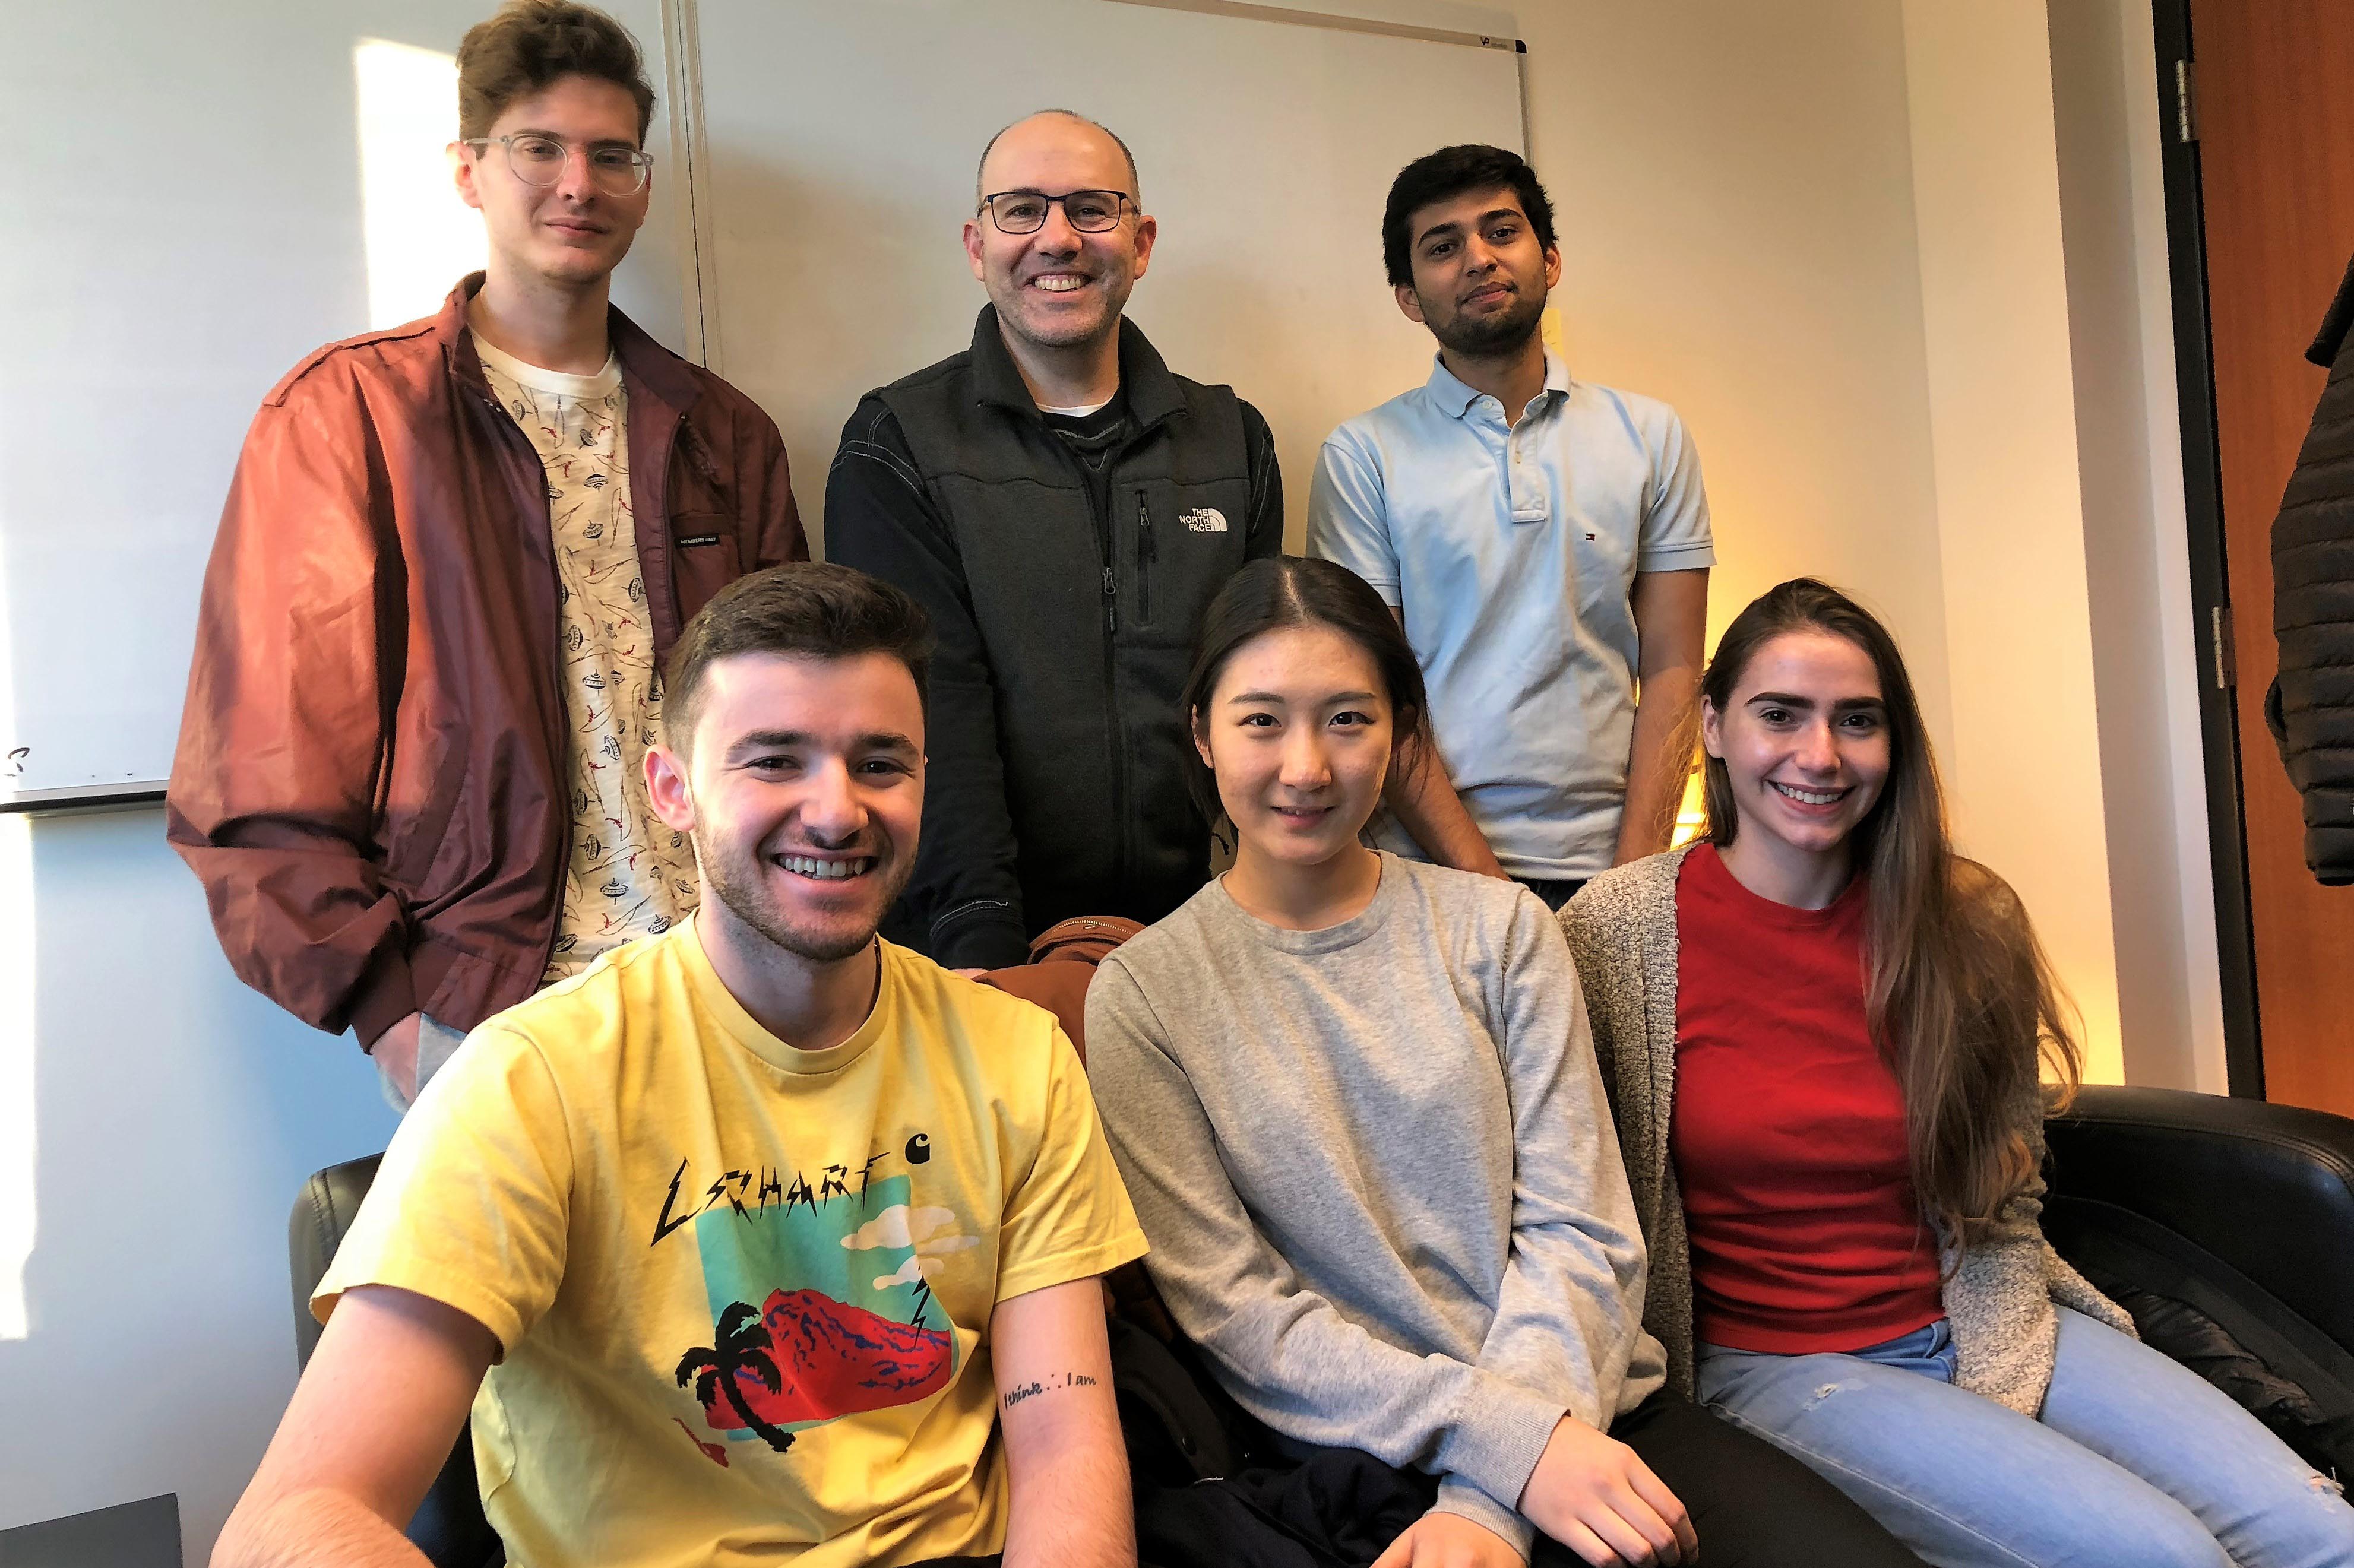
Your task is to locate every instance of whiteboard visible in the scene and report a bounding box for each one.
[682,0,1526,556]
[0,0,1519,803]
[0,0,692,802]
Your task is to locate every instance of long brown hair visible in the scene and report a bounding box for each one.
[1698,579,2081,1247]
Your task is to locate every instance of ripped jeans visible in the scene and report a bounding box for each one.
[1696,1308,2354,1568]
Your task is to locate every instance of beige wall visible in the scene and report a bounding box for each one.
[1511,0,1957,762]
[2047,0,2229,1091]
[1900,0,2125,1082]
[1488,0,2223,1086]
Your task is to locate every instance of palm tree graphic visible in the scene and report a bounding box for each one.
[675,1301,795,1453]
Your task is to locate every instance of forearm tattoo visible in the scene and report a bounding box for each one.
[1002,1371,1100,1409]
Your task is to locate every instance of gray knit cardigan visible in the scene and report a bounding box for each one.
[1558,846,2134,1417]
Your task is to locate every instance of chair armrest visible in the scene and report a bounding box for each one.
[286,1152,503,1567]
[288,1154,385,1369]
[2045,1086,2354,1348]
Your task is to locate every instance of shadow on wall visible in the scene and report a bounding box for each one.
[695,154,976,559]
[0,816,30,1345]
[0,811,395,1557]
[1138,254,1425,555]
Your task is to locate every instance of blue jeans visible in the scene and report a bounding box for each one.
[1696,1308,2354,1567]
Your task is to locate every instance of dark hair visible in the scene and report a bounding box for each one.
[1179,557,1427,824]
[457,1,657,144]
[662,563,935,756]
[1381,144,1558,289]
[1700,578,2082,1250]
[976,109,1142,204]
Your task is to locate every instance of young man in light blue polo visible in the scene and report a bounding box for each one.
[1308,144,1712,910]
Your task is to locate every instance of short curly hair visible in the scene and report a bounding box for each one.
[457,1,657,144]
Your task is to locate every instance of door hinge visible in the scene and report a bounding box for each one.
[2175,58,2199,144]
[2212,604,2236,690]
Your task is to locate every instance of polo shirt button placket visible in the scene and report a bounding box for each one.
[1506,429,1543,524]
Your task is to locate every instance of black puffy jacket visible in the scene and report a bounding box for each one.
[2267,251,2354,886]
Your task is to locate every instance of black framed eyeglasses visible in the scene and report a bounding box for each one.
[461,133,653,195]
[977,189,1132,234]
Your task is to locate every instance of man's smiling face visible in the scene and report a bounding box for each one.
[1396,185,1560,358]
[963,112,1156,356]
[650,651,925,965]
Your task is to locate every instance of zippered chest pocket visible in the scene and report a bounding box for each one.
[1126,480,1248,635]
[1136,493,1157,625]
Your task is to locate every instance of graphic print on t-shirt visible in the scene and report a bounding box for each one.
[672,1169,969,1453]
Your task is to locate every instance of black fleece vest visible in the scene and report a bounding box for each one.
[878,310,1255,930]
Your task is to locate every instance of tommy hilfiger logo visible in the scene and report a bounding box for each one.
[1181,508,1228,534]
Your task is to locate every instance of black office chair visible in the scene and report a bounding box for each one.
[291,1085,2354,1564]
[290,1154,504,1568]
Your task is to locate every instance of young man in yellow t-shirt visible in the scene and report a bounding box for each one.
[213,563,1148,1568]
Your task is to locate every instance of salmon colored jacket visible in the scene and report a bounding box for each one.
[167,276,805,1046]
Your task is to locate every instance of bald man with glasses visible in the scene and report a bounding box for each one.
[168,0,805,1108]
[827,110,1284,974]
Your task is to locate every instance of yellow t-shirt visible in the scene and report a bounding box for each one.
[317,924,1146,1568]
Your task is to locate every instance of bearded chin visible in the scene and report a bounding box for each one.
[695,832,910,965]
[1433,294,1545,358]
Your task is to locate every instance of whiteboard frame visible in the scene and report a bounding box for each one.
[0,0,1529,813]
[658,0,1529,385]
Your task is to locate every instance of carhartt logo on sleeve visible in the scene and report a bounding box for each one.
[1180,508,1228,534]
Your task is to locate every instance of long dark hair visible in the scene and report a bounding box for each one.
[1179,557,1427,825]
[1700,578,2083,1247]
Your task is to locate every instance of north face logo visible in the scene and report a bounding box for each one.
[1181,508,1229,534]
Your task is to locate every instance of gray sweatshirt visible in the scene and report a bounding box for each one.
[1086,853,1666,1556]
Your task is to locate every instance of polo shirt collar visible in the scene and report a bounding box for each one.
[1423,346,1573,420]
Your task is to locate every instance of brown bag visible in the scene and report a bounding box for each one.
[973,916,1144,1063]
[973,916,1182,1338]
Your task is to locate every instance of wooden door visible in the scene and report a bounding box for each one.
[2190,0,2354,1114]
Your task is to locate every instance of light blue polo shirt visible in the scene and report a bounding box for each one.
[1307,350,1713,880]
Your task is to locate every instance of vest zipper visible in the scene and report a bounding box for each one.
[1094,465,1132,908]
[1099,560,1128,906]
[1137,495,1156,625]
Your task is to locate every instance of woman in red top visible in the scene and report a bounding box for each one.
[1561,579,2352,1567]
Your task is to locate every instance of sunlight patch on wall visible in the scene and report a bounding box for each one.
[356,39,486,330]
[0,810,34,1342]
[1670,761,1707,848]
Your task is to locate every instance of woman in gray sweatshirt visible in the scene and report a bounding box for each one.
[1086,557,1921,1568]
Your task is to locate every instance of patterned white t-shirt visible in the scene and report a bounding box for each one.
[475,335,699,983]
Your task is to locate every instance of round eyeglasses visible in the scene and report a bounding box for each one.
[978,189,1133,235]
[463,134,653,197]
